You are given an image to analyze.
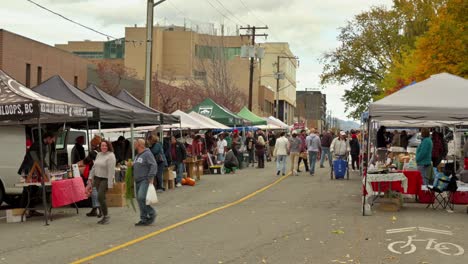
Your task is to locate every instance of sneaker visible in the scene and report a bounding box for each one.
[156,189,164,193]
[282,173,285,176]
[176,183,182,187]
[135,220,149,226]
[147,216,156,225]
[276,171,280,176]
[98,216,110,225]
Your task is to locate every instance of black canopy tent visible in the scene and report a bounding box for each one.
[34,76,137,128]
[85,84,161,125]
[0,70,88,225]
[116,89,180,124]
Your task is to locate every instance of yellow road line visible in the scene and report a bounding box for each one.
[71,172,292,264]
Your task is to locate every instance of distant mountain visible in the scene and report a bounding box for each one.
[337,119,360,131]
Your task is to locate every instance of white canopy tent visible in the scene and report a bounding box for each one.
[364,73,468,216]
[264,116,289,129]
[188,111,230,129]
[369,73,468,122]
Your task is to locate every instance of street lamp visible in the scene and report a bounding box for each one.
[144,0,167,106]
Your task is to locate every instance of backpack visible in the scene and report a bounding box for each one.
[446,175,458,192]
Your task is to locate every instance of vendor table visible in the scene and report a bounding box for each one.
[15,177,87,221]
[370,170,422,195]
[364,173,408,205]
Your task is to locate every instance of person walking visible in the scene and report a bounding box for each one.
[170,136,187,187]
[331,131,351,172]
[297,130,309,172]
[255,133,266,168]
[133,139,158,226]
[319,130,333,168]
[288,132,302,176]
[245,132,256,167]
[148,135,167,193]
[350,134,360,171]
[274,132,288,176]
[306,129,321,176]
[85,135,102,218]
[416,128,433,185]
[267,131,276,162]
[88,140,116,225]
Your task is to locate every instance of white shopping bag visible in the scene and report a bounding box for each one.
[146,184,159,205]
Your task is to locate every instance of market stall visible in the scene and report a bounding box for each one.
[189,98,245,127]
[363,73,468,215]
[188,111,230,130]
[237,107,267,126]
[0,70,88,224]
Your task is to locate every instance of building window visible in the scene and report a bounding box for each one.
[72,51,104,59]
[37,66,42,85]
[193,70,207,80]
[195,45,241,60]
[25,63,31,87]
[74,76,78,87]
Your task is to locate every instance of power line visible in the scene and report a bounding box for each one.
[204,0,238,25]
[238,0,267,26]
[213,0,245,25]
[25,0,117,39]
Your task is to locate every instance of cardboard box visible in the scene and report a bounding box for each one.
[378,198,402,212]
[108,182,126,194]
[6,209,25,223]
[163,166,174,181]
[106,193,126,207]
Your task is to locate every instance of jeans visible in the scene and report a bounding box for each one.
[174,162,184,184]
[248,149,255,165]
[308,151,318,175]
[276,155,287,174]
[320,147,332,167]
[217,153,225,162]
[136,180,156,223]
[256,150,265,168]
[418,165,432,185]
[290,152,300,173]
[297,156,309,171]
[351,154,359,170]
[93,177,108,216]
[155,162,164,190]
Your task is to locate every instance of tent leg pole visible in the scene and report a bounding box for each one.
[363,117,372,216]
[37,120,49,225]
[98,121,102,136]
[131,123,135,161]
[86,119,90,155]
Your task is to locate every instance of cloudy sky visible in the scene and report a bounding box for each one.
[1,0,393,120]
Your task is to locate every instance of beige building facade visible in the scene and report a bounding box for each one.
[259,43,297,125]
[0,29,88,89]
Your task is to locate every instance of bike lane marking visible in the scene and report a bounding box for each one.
[386,227,464,256]
[70,172,293,264]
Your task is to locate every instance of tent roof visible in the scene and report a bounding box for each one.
[188,111,230,129]
[265,116,289,128]
[189,98,244,126]
[237,107,267,125]
[116,89,180,124]
[0,70,87,125]
[34,75,135,125]
[369,73,468,121]
[85,84,161,124]
[172,110,214,129]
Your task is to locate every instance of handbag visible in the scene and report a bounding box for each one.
[146,184,159,205]
[300,152,308,160]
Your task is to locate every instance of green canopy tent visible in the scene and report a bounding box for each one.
[237,106,267,126]
[189,98,244,127]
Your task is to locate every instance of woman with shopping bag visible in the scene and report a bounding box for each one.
[133,139,158,226]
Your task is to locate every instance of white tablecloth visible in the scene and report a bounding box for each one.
[364,173,408,197]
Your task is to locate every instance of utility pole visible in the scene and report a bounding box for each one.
[144,0,167,106]
[240,26,268,111]
[275,55,298,121]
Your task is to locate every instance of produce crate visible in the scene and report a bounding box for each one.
[107,182,126,194]
[106,193,126,207]
[210,165,223,174]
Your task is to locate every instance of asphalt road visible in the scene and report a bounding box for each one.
[0,161,467,264]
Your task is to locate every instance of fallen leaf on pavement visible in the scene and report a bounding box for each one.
[305,238,310,241]
[332,230,345,234]
[391,216,397,221]
[345,254,350,258]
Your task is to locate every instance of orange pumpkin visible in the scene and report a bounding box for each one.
[186,178,196,186]
[181,178,187,185]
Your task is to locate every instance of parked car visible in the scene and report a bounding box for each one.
[0,127,88,206]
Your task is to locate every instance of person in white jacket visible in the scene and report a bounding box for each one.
[274,132,289,176]
[330,131,350,158]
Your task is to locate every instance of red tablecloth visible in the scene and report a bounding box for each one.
[51,177,87,208]
[371,170,423,195]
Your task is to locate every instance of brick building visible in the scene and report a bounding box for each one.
[0,29,88,89]
[296,89,327,132]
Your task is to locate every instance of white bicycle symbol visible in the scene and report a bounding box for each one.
[388,235,464,256]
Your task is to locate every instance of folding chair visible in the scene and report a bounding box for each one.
[426,185,450,209]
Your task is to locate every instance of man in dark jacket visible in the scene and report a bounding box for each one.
[319,130,333,168]
[350,134,360,171]
[170,136,187,187]
[245,132,256,167]
[71,136,86,164]
[133,139,158,226]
